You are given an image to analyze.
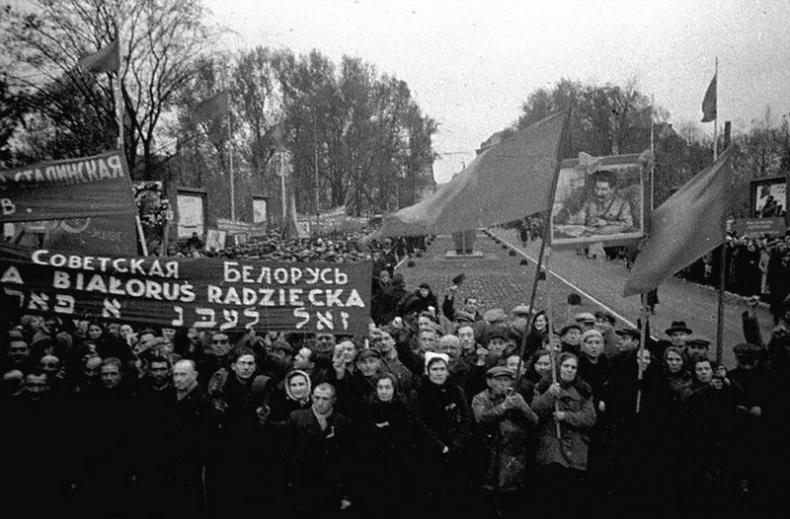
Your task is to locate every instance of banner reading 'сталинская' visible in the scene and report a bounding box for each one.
[0,151,136,222]
[0,244,372,335]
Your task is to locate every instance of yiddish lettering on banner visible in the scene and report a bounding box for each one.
[0,245,372,335]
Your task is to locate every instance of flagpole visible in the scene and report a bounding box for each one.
[516,110,570,390]
[113,24,148,257]
[714,57,725,364]
[650,95,655,213]
[313,107,320,236]
[713,58,719,161]
[635,296,649,413]
[228,108,235,221]
[543,246,562,439]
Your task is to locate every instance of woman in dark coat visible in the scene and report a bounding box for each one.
[267,369,312,421]
[354,373,421,518]
[524,310,549,359]
[651,345,693,516]
[679,358,745,515]
[414,356,478,516]
[256,370,312,514]
[531,352,596,516]
[509,348,552,401]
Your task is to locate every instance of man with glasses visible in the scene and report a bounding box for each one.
[197,332,233,390]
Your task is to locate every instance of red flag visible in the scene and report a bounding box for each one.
[78,39,120,73]
[377,111,569,237]
[701,73,717,123]
[623,149,732,296]
[192,90,230,124]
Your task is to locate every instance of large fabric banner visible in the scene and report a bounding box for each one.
[0,244,372,335]
[0,151,137,222]
[375,111,568,237]
[10,216,139,257]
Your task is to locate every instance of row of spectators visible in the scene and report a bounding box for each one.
[164,221,428,267]
[678,234,790,319]
[4,271,788,518]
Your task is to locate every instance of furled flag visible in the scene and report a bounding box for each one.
[623,148,732,296]
[192,90,231,124]
[374,111,569,238]
[701,73,717,123]
[78,39,120,73]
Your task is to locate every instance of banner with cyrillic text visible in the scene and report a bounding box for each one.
[0,151,137,222]
[0,245,372,335]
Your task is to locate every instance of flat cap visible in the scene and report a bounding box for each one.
[356,348,381,362]
[486,366,516,379]
[615,328,640,340]
[484,308,508,324]
[686,336,711,348]
[271,339,294,354]
[732,342,763,357]
[560,322,583,336]
[511,304,532,316]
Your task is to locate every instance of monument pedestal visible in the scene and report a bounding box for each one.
[446,229,483,258]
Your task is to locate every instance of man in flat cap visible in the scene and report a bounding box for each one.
[685,336,711,362]
[575,312,597,332]
[614,328,640,355]
[471,366,538,516]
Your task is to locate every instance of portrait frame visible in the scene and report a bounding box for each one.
[751,176,786,219]
[549,153,646,248]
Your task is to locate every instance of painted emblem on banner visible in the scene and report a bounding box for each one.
[59,217,92,234]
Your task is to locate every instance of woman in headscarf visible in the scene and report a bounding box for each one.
[646,345,693,516]
[414,356,478,516]
[267,369,312,421]
[531,352,596,515]
[355,373,421,518]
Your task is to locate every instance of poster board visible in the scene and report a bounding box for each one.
[177,190,205,239]
[253,197,268,224]
[550,153,645,248]
[205,229,226,252]
[751,176,787,218]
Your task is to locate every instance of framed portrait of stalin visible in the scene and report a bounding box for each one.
[550,153,646,248]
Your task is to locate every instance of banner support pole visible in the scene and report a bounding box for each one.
[635,296,650,413]
[516,110,570,387]
[136,215,149,256]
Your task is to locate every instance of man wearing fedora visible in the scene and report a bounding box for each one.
[665,321,692,347]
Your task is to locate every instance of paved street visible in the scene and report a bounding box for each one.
[398,229,776,368]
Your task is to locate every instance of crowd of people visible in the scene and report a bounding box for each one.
[167,228,425,267]
[4,244,789,518]
[678,234,790,318]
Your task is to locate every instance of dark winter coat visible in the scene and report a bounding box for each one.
[531,381,596,471]
[471,388,539,492]
[414,377,475,454]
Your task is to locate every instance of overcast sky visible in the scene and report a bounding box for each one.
[205,0,790,183]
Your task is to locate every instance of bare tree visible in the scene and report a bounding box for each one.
[2,0,218,176]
